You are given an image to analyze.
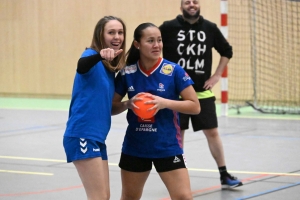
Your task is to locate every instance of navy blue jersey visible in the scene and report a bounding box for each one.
[64,48,115,143]
[115,58,194,158]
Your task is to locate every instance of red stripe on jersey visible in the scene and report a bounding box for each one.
[139,57,162,76]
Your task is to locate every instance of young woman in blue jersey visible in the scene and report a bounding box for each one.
[63,16,126,200]
[112,23,200,200]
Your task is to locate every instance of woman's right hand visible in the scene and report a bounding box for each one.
[129,93,162,116]
[126,93,146,110]
[100,48,123,61]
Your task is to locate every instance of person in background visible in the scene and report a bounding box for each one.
[112,22,200,200]
[63,16,126,200]
[159,0,243,189]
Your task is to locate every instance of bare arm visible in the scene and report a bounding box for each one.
[111,93,129,115]
[203,56,229,90]
[144,86,200,115]
[112,85,200,116]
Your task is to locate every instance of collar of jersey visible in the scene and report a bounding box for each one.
[138,57,163,76]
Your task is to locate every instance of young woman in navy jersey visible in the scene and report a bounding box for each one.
[63,16,126,200]
[112,23,200,200]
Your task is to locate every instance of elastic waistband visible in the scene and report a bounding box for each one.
[196,90,215,99]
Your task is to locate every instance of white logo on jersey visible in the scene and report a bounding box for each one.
[128,86,135,92]
[135,123,157,132]
[157,83,165,92]
[93,148,100,152]
[173,156,181,163]
[124,64,137,74]
[183,72,191,81]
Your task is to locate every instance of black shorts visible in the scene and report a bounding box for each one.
[180,97,218,132]
[119,153,187,173]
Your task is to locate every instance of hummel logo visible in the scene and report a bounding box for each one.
[128,86,135,91]
[93,148,100,152]
[81,147,87,153]
[80,141,87,147]
[173,156,181,163]
[80,138,87,154]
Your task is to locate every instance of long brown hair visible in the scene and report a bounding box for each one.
[90,16,126,72]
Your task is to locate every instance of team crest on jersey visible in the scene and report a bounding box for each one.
[157,83,165,92]
[183,72,191,81]
[123,64,137,75]
[160,64,174,76]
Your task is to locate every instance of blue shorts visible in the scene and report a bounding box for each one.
[63,136,108,163]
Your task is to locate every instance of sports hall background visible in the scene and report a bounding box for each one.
[0,0,222,99]
[1,1,300,199]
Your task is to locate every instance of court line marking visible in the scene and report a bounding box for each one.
[2,155,300,198]
[235,181,300,200]
[0,185,83,197]
[227,115,300,121]
[0,125,63,134]
[0,169,53,176]
[0,155,66,162]
[1,98,299,121]
[1,156,300,176]
[160,174,269,200]
[188,168,300,176]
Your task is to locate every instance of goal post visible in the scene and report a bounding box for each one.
[225,0,300,114]
[220,0,229,116]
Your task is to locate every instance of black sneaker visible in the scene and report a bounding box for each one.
[221,174,243,189]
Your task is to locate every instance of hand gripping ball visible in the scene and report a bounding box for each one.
[133,93,156,119]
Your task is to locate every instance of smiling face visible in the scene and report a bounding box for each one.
[103,20,124,51]
[181,0,200,20]
[135,26,162,62]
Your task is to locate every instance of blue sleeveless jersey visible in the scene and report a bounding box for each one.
[115,58,194,158]
[64,48,115,143]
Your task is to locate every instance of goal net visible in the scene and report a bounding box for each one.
[227,0,300,114]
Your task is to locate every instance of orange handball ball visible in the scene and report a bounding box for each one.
[133,93,156,119]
